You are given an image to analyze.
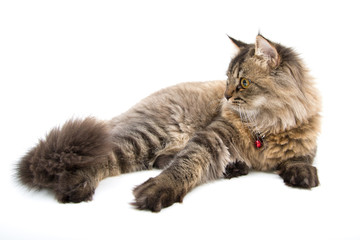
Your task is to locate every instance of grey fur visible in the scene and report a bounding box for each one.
[17,35,321,212]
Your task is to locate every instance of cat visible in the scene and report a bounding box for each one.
[17,34,321,212]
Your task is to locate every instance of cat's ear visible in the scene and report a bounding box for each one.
[255,35,280,68]
[227,35,248,50]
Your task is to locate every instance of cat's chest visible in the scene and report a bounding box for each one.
[235,132,281,171]
[222,114,279,170]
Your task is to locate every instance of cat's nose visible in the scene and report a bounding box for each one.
[224,88,234,101]
[224,93,232,101]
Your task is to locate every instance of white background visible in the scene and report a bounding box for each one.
[1,0,359,239]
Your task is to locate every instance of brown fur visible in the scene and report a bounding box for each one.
[224,160,250,179]
[17,118,119,202]
[17,34,321,211]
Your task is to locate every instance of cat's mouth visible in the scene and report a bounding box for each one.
[232,97,247,104]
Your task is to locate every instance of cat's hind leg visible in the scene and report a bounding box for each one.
[153,144,188,169]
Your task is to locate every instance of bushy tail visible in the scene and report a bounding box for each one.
[17,117,113,191]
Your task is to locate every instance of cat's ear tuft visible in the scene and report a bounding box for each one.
[227,35,248,50]
[255,35,280,68]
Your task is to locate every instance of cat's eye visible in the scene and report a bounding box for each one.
[240,78,251,89]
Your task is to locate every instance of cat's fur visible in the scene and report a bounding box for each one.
[17,35,321,212]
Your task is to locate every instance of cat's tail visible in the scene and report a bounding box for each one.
[16,117,114,193]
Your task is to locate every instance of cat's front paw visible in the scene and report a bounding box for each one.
[224,160,249,179]
[132,176,185,212]
[279,163,319,189]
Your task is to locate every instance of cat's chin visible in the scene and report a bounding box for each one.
[229,105,259,121]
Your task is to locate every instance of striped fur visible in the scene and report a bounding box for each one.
[17,35,321,212]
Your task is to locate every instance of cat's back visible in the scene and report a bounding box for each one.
[153,80,226,109]
[111,80,226,130]
[150,80,225,102]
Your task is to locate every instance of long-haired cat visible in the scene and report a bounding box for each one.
[17,34,321,212]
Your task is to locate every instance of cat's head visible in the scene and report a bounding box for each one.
[224,34,320,133]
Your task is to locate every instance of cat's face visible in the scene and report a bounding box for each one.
[224,35,319,131]
[225,35,282,118]
[225,46,270,113]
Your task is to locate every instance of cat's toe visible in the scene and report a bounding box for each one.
[132,176,184,212]
[224,160,250,179]
[280,163,319,189]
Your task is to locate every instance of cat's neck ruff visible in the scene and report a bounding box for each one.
[223,103,306,136]
[221,105,267,149]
